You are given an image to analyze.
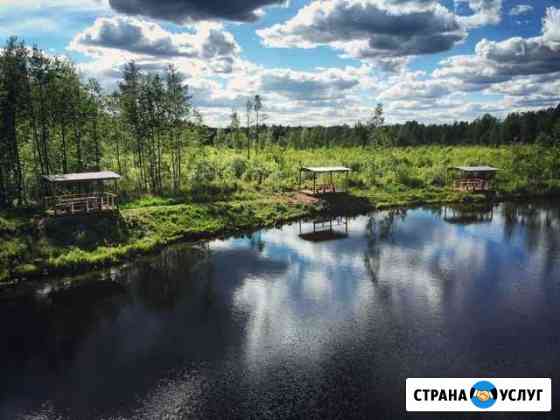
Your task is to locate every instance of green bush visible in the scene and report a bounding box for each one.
[228,157,248,178]
[190,159,219,184]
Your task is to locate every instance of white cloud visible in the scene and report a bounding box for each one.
[509,4,533,17]
[434,7,560,85]
[70,17,244,90]
[378,77,456,101]
[542,6,560,51]
[258,0,467,63]
[456,0,502,28]
[53,1,556,126]
[71,17,240,61]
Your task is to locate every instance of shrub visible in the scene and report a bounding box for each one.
[228,157,248,178]
[190,159,219,184]
[243,162,269,184]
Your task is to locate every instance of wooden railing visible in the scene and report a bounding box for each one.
[44,192,118,216]
[453,178,491,192]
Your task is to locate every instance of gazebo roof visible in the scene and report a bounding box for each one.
[450,166,499,172]
[43,171,121,184]
[301,166,351,173]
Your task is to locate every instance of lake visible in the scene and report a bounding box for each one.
[1,201,559,419]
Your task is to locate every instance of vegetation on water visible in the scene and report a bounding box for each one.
[1,38,560,283]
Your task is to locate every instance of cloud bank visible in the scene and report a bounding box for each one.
[108,0,286,23]
[258,0,468,62]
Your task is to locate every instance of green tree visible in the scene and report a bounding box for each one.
[254,94,263,152]
[245,98,253,158]
[165,64,191,192]
[229,110,241,148]
[368,103,385,147]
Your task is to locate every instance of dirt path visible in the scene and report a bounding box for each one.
[285,192,320,205]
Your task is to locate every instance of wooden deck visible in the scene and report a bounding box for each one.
[453,178,492,192]
[45,193,118,216]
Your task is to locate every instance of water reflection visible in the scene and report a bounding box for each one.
[298,217,349,242]
[442,204,494,225]
[1,201,560,419]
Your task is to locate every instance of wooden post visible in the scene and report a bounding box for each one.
[313,173,316,195]
[53,183,58,216]
[115,179,119,210]
[42,179,47,211]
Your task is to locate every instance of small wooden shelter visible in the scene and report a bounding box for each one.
[299,166,351,195]
[448,166,498,192]
[42,171,121,216]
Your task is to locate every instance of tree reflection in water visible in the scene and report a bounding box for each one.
[364,209,407,283]
[501,201,560,280]
[127,244,209,312]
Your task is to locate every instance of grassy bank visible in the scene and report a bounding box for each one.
[1,144,559,284]
[0,197,316,283]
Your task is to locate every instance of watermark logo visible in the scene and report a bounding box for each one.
[470,380,497,409]
[406,378,551,412]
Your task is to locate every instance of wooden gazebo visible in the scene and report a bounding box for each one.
[42,171,121,216]
[448,166,499,192]
[299,166,351,195]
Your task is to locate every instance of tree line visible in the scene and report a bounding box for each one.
[1,38,559,208]
[218,104,560,149]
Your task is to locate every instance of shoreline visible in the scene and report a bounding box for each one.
[1,190,558,287]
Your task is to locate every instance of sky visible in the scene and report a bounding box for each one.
[0,0,559,127]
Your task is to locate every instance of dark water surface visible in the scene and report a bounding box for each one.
[1,201,560,419]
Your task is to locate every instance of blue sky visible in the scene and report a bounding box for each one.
[1,0,559,126]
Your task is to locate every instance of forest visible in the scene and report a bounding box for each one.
[2,37,560,282]
[1,38,560,209]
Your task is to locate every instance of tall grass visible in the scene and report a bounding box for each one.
[122,145,560,203]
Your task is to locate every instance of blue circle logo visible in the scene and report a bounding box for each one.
[470,381,498,409]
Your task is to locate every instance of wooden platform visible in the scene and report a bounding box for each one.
[453,178,491,192]
[45,193,118,216]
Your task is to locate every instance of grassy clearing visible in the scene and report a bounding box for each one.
[1,145,559,284]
